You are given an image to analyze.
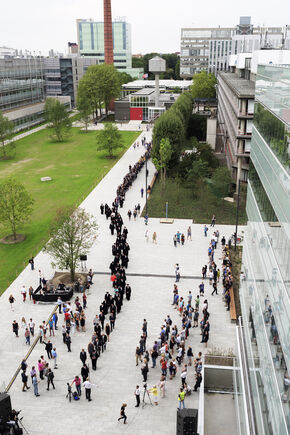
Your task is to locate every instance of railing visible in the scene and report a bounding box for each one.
[4,305,58,393]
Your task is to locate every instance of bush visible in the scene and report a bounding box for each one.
[210,167,232,198]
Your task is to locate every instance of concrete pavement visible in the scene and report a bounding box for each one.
[0,128,238,434]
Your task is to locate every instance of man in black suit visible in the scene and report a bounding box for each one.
[43,340,53,359]
[80,349,87,365]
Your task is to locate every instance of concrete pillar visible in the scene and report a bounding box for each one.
[155,73,159,107]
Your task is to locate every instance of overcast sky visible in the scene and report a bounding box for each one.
[1,0,289,55]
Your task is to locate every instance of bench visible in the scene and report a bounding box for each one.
[147,173,158,195]
[229,287,237,322]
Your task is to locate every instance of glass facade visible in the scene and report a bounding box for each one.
[0,58,45,112]
[78,20,131,69]
[237,65,290,435]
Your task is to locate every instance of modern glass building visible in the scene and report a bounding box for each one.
[0,57,45,112]
[77,19,131,70]
[236,64,290,434]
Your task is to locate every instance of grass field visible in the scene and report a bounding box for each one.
[0,128,139,294]
[145,178,247,225]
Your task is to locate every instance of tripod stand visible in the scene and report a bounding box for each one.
[142,384,153,408]
[18,417,30,434]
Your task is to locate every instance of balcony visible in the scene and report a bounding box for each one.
[238,110,254,119]
[237,130,252,139]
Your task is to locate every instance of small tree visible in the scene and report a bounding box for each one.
[211,167,232,198]
[153,138,173,186]
[0,111,14,158]
[0,178,34,240]
[44,98,72,142]
[77,86,93,132]
[96,123,124,158]
[44,207,98,281]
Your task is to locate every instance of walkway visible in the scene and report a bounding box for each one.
[0,129,237,434]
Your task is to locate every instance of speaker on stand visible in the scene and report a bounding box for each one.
[79,255,87,272]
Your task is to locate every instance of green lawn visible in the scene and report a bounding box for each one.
[145,178,247,225]
[0,128,139,294]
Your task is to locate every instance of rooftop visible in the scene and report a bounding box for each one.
[123,79,192,89]
[218,72,255,98]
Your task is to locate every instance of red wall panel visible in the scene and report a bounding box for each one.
[130,108,143,120]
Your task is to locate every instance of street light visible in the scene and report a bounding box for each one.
[234,179,241,251]
[145,154,148,217]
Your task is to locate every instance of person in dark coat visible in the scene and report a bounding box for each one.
[125,284,131,301]
[80,349,87,365]
[81,364,89,383]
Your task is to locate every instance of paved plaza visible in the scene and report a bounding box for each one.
[1,130,237,434]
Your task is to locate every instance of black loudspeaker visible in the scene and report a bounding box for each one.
[176,408,198,435]
[0,393,12,421]
[80,255,87,261]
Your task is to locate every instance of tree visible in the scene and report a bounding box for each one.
[191,71,217,99]
[76,85,94,132]
[44,207,98,281]
[97,64,121,114]
[152,138,173,186]
[118,71,134,84]
[152,110,185,167]
[185,159,209,198]
[44,98,72,142]
[0,178,34,240]
[78,64,121,118]
[96,123,124,158]
[0,111,14,158]
[210,167,232,198]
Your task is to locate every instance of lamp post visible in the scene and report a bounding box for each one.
[145,155,148,217]
[234,179,241,251]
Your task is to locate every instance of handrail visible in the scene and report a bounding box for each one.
[4,305,58,393]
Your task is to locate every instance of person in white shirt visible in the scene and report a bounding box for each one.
[83,379,96,401]
[21,286,27,302]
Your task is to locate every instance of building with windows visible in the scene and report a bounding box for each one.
[180,17,290,78]
[77,18,130,69]
[76,19,143,78]
[217,62,255,187]
[44,56,98,107]
[236,64,290,435]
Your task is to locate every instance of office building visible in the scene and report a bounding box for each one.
[236,64,290,435]
[44,56,98,107]
[77,18,131,69]
[76,18,143,78]
[217,57,255,186]
[180,17,290,78]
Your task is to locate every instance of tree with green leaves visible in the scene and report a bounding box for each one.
[152,110,185,167]
[44,98,72,142]
[76,85,93,132]
[118,71,134,84]
[96,123,124,158]
[77,66,103,119]
[191,71,217,99]
[210,167,232,198]
[185,159,209,198]
[44,207,98,281]
[0,111,14,158]
[0,178,34,240]
[97,64,121,114]
[153,138,173,186]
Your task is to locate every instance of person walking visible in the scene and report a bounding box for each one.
[29,257,34,270]
[43,340,53,359]
[21,285,27,302]
[118,404,127,424]
[135,385,141,407]
[25,328,30,345]
[194,373,203,391]
[135,346,142,366]
[72,376,82,397]
[65,333,72,352]
[141,188,144,198]
[12,320,19,337]
[178,387,186,409]
[47,369,55,390]
[187,226,192,241]
[211,282,218,296]
[52,347,58,369]
[80,349,87,365]
[9,294,16,309]
[21,371,30,392]
[150,386,159,406]
[211,215,216,227]
[32,375,40,397]
[152,232,157,244]
[175,264,180,282]
[83,378,96,401]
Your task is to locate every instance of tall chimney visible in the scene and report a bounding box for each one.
[104,0,114,64]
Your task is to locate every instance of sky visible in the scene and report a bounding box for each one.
[0,0,289,55]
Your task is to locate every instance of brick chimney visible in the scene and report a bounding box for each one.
[104,0,114,64]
